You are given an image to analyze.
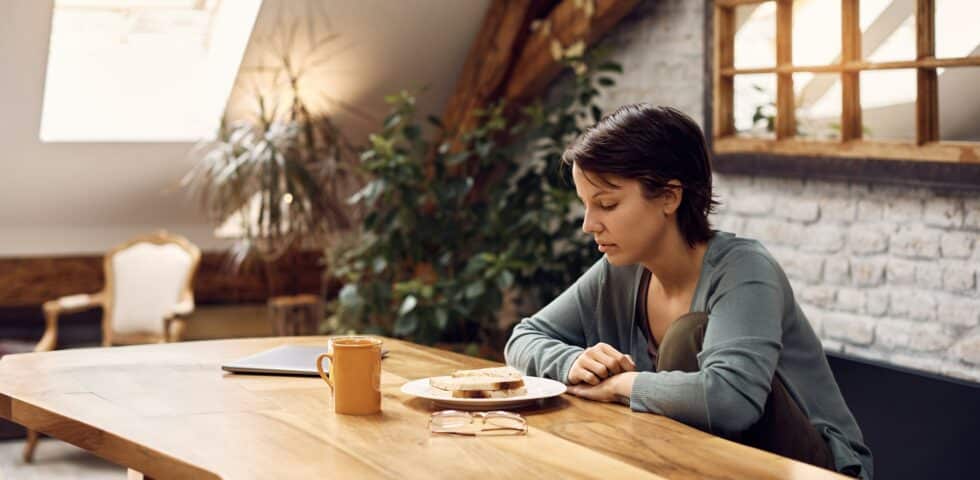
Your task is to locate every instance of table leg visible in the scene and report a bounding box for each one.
[22,428,39,462]
[127,468,155,480]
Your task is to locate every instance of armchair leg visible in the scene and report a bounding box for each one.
[36,301,60,352]
[168,318,187,342]
[23,429,39,462]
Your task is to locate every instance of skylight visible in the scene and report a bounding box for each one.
[39,0,262,143]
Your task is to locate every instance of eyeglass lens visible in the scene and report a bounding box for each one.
[430,411,525,431]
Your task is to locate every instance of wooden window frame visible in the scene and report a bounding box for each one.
[706,0,980,189]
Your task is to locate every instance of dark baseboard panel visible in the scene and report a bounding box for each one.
[827,351,979,480]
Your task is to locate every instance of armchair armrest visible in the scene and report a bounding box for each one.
[162,296,194,343]
[36,292,105,352]
[54,293,102,311]
[170,297,194,317]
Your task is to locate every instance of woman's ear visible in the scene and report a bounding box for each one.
[663,180,683,216]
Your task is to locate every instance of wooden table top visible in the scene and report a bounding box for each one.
[0,337,846,479]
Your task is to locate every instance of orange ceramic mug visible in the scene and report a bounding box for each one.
[316,336,383,415]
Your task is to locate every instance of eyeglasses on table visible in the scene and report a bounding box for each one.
[428,410,528,436]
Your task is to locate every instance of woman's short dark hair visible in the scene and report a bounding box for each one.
[562,103,719,248]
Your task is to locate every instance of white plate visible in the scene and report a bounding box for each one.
[400,375,567,410]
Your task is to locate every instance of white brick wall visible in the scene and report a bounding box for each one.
[597,0,980,383]
[711,185,980,382]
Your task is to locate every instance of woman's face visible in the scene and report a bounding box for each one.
[572,164,676,266]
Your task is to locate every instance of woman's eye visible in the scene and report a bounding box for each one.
[599,203,617,210]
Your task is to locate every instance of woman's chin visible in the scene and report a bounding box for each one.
[603,252,629,266]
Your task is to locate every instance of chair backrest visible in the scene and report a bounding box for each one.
[103,231,201,342]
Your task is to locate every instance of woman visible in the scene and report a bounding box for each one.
[504,104,872,479]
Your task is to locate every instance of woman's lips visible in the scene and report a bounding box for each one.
[597,243,617,253]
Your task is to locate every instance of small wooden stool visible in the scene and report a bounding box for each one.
[267,294,324,336]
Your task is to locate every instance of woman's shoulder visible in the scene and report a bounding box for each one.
[704,231,786,282]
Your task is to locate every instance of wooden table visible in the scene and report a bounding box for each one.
[0,337,846,479]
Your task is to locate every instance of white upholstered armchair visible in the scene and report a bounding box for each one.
[25,230,201,462]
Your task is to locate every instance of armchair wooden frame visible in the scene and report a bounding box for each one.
[25,230,201,462]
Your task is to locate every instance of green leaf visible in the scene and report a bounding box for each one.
[476,140,493,158]
[496,270,514,290]
[369,134,394,157]
[399,295,418,315]
[383,114,401,130]
[338,284,362,309]
[393,314,419,336]
[464,282,485,299]
[434,309,449,329]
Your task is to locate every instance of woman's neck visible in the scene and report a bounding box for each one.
[640,228,708,298]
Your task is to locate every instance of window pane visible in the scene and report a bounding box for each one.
[939,67,980,141]
[861,69,916,140]
[734,2,776,69]
[795,73,841,140]
[936,0,980,58]
[793,0,840,66]
[734,74,776,138]
[40,0,262,142]
[864,1,916,63]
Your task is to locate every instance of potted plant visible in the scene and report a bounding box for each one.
[183,15,364,295]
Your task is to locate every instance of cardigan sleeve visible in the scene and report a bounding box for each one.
[504,258,606,383]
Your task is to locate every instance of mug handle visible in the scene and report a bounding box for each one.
[316,352,334,392]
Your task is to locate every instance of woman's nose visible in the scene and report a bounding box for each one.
[582,210,600,234]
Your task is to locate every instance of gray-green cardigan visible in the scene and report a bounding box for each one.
[505,231,873,479]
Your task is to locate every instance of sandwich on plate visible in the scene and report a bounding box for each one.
[429,366,526,398]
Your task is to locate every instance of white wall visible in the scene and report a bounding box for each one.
[0,0,489,256]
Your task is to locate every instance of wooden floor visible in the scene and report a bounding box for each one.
[0,438,123,479]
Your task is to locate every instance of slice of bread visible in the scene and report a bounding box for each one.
[451,386,527,399]
[429,375,525,392]
[450,366,523,380]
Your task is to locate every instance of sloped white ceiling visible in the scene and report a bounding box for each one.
[0,0,489,255]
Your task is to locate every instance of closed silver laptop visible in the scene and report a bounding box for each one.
[221,344,388,376]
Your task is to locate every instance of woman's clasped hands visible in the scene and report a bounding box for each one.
[566,342,639,404]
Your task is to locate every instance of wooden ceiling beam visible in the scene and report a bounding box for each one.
[503,0,640,104]
[441,0,639,146]
[440,0,557,148]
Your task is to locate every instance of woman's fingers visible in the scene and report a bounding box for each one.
[594,343,635,374]
[569,353,600,385]
[622,354,636,372]
[570,344,638,386]
[580,369,601,386]
[580,355,610,381]
[571,364,601,385]
[590,349,623,376]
